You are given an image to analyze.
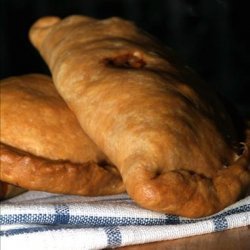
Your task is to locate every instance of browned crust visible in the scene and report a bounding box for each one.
[0,74,125,196]
[0,142,125,196]
[29,15,250,217]
[124,146,250,217]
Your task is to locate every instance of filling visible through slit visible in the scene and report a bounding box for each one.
[103,52,146,69]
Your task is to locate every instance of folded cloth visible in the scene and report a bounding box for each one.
[0,191,249,250]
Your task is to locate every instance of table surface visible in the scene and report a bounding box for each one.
[116,226,250,250]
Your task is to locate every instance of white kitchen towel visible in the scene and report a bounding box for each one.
[0,191,249,250]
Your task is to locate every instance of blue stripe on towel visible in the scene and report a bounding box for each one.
[220,204,250,217]
[213,216,228,231]
[0,214,176,227]
[165,215,180,224]
[69,214,180,227]
[0,204,248,227]
[104,227,122,247]
[0,214,55,225]
[53,204,70,224]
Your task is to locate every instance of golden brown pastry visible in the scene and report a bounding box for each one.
[29,16,250,217]
[0,74,124,195]
[0,181,26,200]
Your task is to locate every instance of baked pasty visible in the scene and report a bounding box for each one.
[0,74,124,195]
[30,16,250,217]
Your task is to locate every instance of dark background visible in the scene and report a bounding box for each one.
[1,0,249,119]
